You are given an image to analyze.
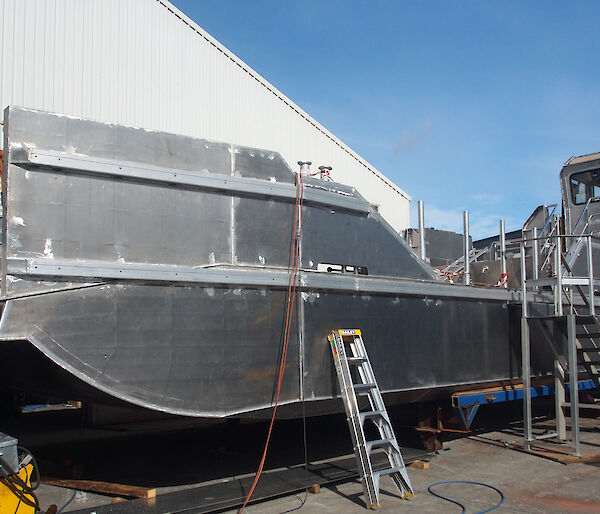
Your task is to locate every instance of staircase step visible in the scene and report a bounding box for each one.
[527,315,565,320]
[576,316,598,324]
[562,402,600,410]
[576,333,600,339]
[579,359,600,365]
[565,376,600,383]
[578,347,600,354]
[565,367,600,376]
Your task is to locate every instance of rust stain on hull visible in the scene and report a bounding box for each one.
[243,362,292,382]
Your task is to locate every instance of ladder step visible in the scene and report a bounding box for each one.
[347,357,367,365]
[354,383,377,392]
[374,466,403,477]
[360,410,385,421]
[576,333,600,339]
[366,438,394,451]
[579,359,600,365]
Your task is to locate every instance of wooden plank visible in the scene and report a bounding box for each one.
[408,460,430,469]
[41,477,156,498]
[527,448,600,465]
[469,436,600,465]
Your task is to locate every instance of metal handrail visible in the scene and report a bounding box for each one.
[572,196,600,236]
[538,221,558,273]
[441,247,487,273]
[528,230,599,276]
[513,233,600,243]
[537,203,557,238]
[520,234,596,317]
[516,204,558,281]
[587,212,600,227]
[563,210,600,269]
[539,244,556,277]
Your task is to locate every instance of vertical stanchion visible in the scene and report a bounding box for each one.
[463,211,471,285]
[499,219,507,288]
[567,314,580,456]
[554,360,566,441]
[418,201,426,261]
[532,227,539,281]
[587,235,595,315]
[555,226,563,316]
[520,241,532,450]
[521,242,528,315]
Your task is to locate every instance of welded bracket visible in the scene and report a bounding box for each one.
[456,404,480,431]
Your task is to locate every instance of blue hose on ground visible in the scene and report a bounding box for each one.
[427,480,505,514]
[56,489,77,514]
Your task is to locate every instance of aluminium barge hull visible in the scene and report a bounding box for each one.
[0,107,554,417]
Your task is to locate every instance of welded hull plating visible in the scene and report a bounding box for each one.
[0,107,544,417]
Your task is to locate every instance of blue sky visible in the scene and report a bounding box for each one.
[172,1,600,238]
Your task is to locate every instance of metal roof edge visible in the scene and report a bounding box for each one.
[156,0,411,202]
[562,151,600,168]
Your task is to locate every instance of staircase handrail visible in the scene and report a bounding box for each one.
[538,221,558,274]
[564,200,600,270]
[441,247,488,274]
[537,203,557,239]
[571,196,599,237]
[520,233,596,317]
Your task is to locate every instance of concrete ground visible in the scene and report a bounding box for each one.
[4,403,600,513]
[230,426,600,514]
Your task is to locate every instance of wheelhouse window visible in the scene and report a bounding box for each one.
[570,170,600,205]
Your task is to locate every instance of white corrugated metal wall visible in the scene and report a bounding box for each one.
[0,0,410,231]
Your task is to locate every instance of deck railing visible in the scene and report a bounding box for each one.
[520,233,596,317]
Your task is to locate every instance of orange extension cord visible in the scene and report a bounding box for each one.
[239,173,305,513]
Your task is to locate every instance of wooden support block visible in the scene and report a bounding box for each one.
[409,460,429,469]
[308,484,320,494]
[41,477,156,499]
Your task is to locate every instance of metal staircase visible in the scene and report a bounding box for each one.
[328,329,413,509]
[520,215,600,456]
[440,247,488,276]
[573,316,600,389]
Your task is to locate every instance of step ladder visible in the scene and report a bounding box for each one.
[328,329,413,509]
